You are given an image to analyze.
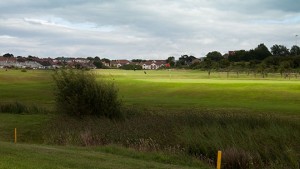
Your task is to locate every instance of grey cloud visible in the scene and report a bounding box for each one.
[205,0,300,13]
[0,0,299,59]
[264,0,300,12]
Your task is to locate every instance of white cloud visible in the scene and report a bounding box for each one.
[0,35,17,39]
[0,0,299,59]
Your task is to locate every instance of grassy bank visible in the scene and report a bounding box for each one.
[44,111,300,169]
[0,142,211,169]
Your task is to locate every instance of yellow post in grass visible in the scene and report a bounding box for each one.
[217,150,222,169]
[14,128,17,143]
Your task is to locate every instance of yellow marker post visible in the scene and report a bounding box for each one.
[217,150,222,169]
[14,128,17,143]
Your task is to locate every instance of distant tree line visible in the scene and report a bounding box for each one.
[2,43,300,73]
[164,44,300,77]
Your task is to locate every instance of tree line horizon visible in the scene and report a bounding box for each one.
[2,43,300,73]
[167,43,300,76]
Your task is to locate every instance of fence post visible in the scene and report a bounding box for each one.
[14,128,17,143]
[217,150,222,169]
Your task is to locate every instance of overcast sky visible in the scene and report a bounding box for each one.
[0,0,300,59]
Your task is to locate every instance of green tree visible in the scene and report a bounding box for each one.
[3,53,14,57]
[290,45,300,56]
[279,61,293,78]
[237,50,249,61]
[271,44,290,56]
[87,57,94,61]
[206,51,223,61]
[293,56,300,68]
[131,59,145,63]
[203,58,213,77]
[93,61,103,68]
[254,43,272,60]
[101,58,110,64]
[219,59,230,69]
[244,50,256,61]
[228,50,248,62]
[263,56,280,68]
[52,69,122,119]
[257,62,267,78]
[166,56,175,67]
[177,55,196,66]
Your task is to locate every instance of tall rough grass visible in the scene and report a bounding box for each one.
[0,102,49,114]
[44,109,299,169]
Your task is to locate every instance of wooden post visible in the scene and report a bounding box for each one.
[14,128,17,143]
[217,150,222,169]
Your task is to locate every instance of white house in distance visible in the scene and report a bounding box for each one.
[110,60,131,68]
[0,56,43,69]
[0,56,169,70]
[142,60,166,69]
[0,57,17,68]
[109,59,167,69]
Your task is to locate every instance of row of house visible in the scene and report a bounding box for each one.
[0,57,44,69]
[0,57,96,69]
[110,60,167,69]
[0,56,168,70]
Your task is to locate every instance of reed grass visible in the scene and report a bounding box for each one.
[44,109,299,169]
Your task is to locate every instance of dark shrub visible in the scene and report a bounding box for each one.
[52,69,122,119]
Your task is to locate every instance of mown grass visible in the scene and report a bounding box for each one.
[94,69,300,115]
[0,69,54,108]
[116,79,300,114]
[1,69,300,114]
[0,113,50,143]
[0,142,211,169]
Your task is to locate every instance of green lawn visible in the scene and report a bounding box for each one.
[1,69,300,115]
[96,69,300,115]
[0,69,54,108]
[0,142,211,169]
[0,113,50,143]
